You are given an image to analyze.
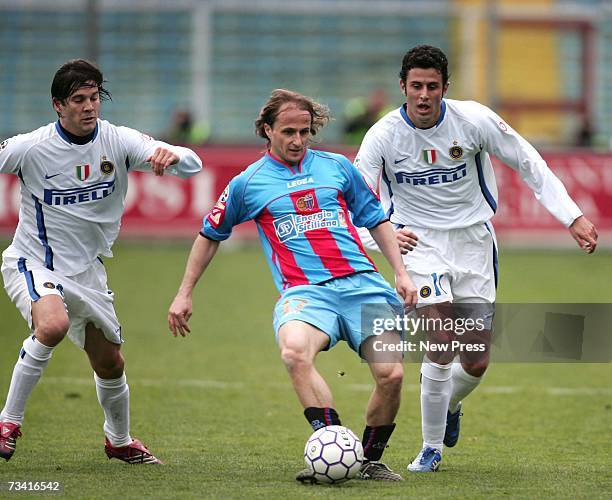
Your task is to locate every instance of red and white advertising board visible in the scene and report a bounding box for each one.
[1,146,611,247]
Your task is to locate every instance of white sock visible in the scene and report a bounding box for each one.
[94,373,131,447]
[449,362,483,413]
[1,335,54,424]
[420,356,452,452]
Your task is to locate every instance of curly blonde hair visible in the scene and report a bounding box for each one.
[255,89,331,144]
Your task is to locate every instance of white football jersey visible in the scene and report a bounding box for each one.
[0,120,202,275]
[355,99,582,231]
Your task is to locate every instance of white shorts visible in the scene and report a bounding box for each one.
[1,254,122,349]
[400,222,498,305]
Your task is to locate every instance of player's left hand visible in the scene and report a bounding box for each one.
[396,271,418,307]
[147,147,180,176]
[396,228,418,254]
[569,215,598,254]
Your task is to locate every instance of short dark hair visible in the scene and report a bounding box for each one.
[51,59,111,102]
[399,45,450,86]
[255,89,330,144]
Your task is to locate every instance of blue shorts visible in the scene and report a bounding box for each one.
[273,271,403,354]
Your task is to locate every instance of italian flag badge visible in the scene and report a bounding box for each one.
[76,164,91,181]
[423,149,437,164]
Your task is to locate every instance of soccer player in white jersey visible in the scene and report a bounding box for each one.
[354,45,598,472]
[0,59,202,463]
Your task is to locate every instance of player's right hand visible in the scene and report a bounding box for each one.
[569,215,598,254]
[396,271,418,307]
[396,228,418,254]
[168,294,193,337]
[147,147,180,176]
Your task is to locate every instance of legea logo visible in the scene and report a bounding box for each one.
[286,176,314,189]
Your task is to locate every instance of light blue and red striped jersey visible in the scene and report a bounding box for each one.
[201,148,386,291]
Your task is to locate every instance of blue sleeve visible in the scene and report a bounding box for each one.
[341,157,387,228]
[201,174,250,241]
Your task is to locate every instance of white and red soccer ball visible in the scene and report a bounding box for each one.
[303,425,364,484]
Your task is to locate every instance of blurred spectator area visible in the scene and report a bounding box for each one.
[0,0,610,148]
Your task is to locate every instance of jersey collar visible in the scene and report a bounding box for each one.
[55,120,99,145]
[400,100,447,130]
[266,149,310,175]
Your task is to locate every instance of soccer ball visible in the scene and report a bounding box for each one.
[303,425,364,484]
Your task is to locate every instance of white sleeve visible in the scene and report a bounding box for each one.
[354,126,386,192]
[356,226,382,252]
[118,126,202,179]
[477,104,582,227]
[353,126,388,253]
[0,134,32,175]
[354,128,387,252]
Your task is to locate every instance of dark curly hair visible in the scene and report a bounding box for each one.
[255,89,330,144]
[399,45,450,86]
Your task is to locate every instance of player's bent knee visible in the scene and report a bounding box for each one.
[462,359,488,378]
[35,316,70,345]
[374,364,404,391]
[280,345,312,371]
[92,350,125,379]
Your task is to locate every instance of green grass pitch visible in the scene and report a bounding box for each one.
[0,241,611,498]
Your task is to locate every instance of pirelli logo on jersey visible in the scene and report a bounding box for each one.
[43,179,116,206]
[395,164,467,186]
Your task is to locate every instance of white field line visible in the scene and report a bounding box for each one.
[41,377,612,396]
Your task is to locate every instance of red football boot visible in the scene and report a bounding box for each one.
[104,438,162,464]
[0,422,22,461]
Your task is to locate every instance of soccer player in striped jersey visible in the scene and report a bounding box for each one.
[354,45,598,472]
[0,59,202,463]
[168,89,418,482]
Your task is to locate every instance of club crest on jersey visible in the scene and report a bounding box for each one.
[423,149,437,164]
[76,164,91,181]
[296,193,315,212]
[43,282,55,289]
[100,159,115,175]
[420,286,432,298]
[449,144,464,160]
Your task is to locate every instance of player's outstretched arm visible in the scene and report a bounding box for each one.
[369,221,417,306]
[168,235,220,337]
[569,215,598,254]
[120,126,202,178]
